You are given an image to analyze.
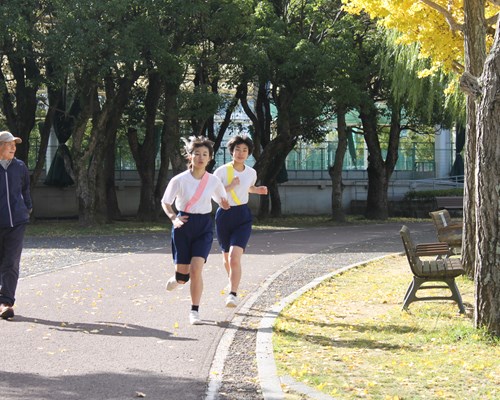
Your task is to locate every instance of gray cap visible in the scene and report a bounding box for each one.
[0,131,22,144]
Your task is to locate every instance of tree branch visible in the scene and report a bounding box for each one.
[460,71,481,97]
[452,60,465,74]
[419,0,463,32]
[486,14,499,26]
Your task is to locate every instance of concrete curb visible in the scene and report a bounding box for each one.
[205,252,316,400]
[256,253,400,400]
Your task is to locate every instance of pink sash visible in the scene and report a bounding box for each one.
[184,172,209,213]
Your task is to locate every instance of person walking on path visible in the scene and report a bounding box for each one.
[0,131,32,320]
[214,135,268,308]
[161,136,229,325]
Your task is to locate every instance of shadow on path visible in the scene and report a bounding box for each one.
[11,315,195,341]
[1,370,204,400]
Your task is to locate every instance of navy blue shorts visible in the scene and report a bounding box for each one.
[215,204,253,252]
[171,212,213,264]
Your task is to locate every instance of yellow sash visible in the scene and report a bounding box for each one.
[226,163,242,205]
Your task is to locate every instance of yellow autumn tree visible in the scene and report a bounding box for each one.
[342,0,498,74]
[342,0,500,336]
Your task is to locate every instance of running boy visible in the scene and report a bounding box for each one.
[214,135,268,308]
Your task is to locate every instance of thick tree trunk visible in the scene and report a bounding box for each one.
[95,74,139,222]
[361,101,401,220]
[129,71,162,222]
[253,134,295,218]
[365,160,388,219]
[461,0,487,275]
[360,102,388,219]
[254,139,291,218]
[91,109,116,224]
[474,15,500,335]
[269,181,281,217]
[73,71,138,225]
[329,108,348,222]
[71,81,98,226]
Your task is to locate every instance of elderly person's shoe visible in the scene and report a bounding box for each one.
[0,303,14,319]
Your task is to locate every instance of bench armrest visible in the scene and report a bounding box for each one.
[415,242,450,256]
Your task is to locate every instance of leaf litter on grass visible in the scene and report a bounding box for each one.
[273,255,499,399]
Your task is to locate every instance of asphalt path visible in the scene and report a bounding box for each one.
[1,222,436,399]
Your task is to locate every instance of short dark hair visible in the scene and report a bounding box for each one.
[227,135,254,156]
[183,135,214,167]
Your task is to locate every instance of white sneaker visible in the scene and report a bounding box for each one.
[225,294,238,308]
[189,310,202,325]
[166,276,179,291]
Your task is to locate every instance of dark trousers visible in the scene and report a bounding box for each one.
[0,224,26,305]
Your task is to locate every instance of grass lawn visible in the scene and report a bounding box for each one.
[273,255,499,400]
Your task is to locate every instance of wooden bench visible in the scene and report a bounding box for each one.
[429,209,462,252]
[435,196,463,210]
[400,225,465,313]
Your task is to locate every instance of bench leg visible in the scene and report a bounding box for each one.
[444,278,465,314]
[402,277,423,311]
[403,276,465,314]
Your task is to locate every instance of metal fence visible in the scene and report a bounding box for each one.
[30,140,457,181]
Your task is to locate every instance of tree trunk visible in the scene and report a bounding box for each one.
[360,102,388,219]
[328,107,348,222]
[361,101,401,220]
[128,125,158,222]
[461,0,487,275]
[253,134,295,218]
[30,96,59,188]
[474,15,500,335]
[103,133,121,221]
[269,181,281,217]
[95,73,139,222]
[0,50,39,163]
[255,81,273,156]
[71,81,98,226]
[129,71,162,222]
[90,108,115,224]
[239,79,274,215]
[155,83,184,216]
[73,71,138,225]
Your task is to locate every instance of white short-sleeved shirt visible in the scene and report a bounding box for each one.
[213,163,257,206]
[162,170,226,214]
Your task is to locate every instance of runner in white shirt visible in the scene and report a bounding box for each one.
[214,135,268,308]
[162,136,229,325]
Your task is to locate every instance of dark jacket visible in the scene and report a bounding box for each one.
[0,158,32,228]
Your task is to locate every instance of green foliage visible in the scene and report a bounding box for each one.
[178,87,225,123]
[381,30,463,128]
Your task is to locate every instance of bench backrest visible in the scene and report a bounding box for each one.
[400,225,422,276]
[429,209,451,229]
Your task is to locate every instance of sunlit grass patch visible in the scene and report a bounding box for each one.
[274,255,499,399]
